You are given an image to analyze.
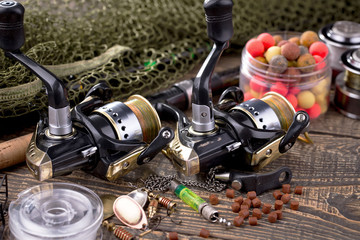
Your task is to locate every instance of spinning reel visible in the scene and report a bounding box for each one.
[158,0,310,175]
[0,1,174,181]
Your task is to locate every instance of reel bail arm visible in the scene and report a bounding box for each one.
[191,0,233,133]
[0,1,72,136]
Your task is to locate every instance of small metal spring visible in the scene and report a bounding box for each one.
[158,196,176,210]
[113,226,134,240]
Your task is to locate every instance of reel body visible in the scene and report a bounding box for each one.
[0,1,173,181]
[160,0,309,176]
[161,92,309,176]
[27,85,172,181]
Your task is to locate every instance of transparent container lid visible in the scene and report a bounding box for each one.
[9,183,103,240]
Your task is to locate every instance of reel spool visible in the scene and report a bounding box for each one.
[334,48,360,119]
[91,95,161,143]
[231,92,295,132]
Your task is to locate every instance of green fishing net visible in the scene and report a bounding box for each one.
[0,0,359,117]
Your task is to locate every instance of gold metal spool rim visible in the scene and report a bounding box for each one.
[261,91,295,131]
[125,95,161,143]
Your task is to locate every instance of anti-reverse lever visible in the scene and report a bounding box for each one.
[215,166,292,195]
[191,0,233,133]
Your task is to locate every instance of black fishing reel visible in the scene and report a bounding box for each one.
[157,0,310,175]
[0,1,174,181]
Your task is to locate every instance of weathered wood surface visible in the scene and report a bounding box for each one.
[1,55,360,239]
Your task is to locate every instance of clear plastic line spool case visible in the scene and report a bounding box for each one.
[9,183,103,240]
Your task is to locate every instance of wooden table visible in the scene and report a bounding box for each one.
[1,56,359,239]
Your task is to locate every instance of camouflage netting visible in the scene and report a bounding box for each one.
[0,0,359,117]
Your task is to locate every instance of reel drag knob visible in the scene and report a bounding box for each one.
[0,1,24,51]
[203,0,233,43]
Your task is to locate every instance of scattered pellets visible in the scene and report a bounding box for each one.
[247,191,257,200]
[274,210,283,220]
[233,216,244,227]
[273,190,283,200]
[231,202,241,213]
[209,194,219,205]
[252,208,262,219]
[282,184,291,194]
[241,204,250,210]
[239,209,250,219]
[226,189,235,198]
[294,186,303,195]
[281,193,291,204]
[252,197,261,208]
[199,228,210,238]
[290,200,299,210]
[234,196,243,205]
[169,232,179,240]
[249,216,258,226]
[268,212,277,223]
[243,198,252,207]
[274,200,283,210]
[262,203,272,214]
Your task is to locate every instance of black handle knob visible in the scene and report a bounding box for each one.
[0,1,24,51]
[203,0,233,43]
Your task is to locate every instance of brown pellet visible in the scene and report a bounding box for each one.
[252,197,261,208]
[209,194,219,205]
[274,200,283,210]
[247,191,257,200]
[243,198,252,207]
[233,216,244,227]
[231,202,241,213]
[268,212,277,223]
[281,193,291,204]
[290,200,299,210]
[249,216,258,226]
[282,184,291,194]
[226,188,235,198]
[239,209,250,219]
[252,208,262,219]
[234,196,243,205]
[199,228,210,238]
[169,232,179,240]
[294,186,303,195]
[274,210,283,220]
[262,203,272,214]
[241,204,250,210]
[273,190,283,200]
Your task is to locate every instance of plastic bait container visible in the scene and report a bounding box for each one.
[240,32,332,119]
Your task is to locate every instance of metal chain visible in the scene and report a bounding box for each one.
[144,168,227,192]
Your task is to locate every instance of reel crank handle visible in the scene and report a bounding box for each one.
[279,111,310,153]
[215,166,292,195]
[137,127,174,165]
